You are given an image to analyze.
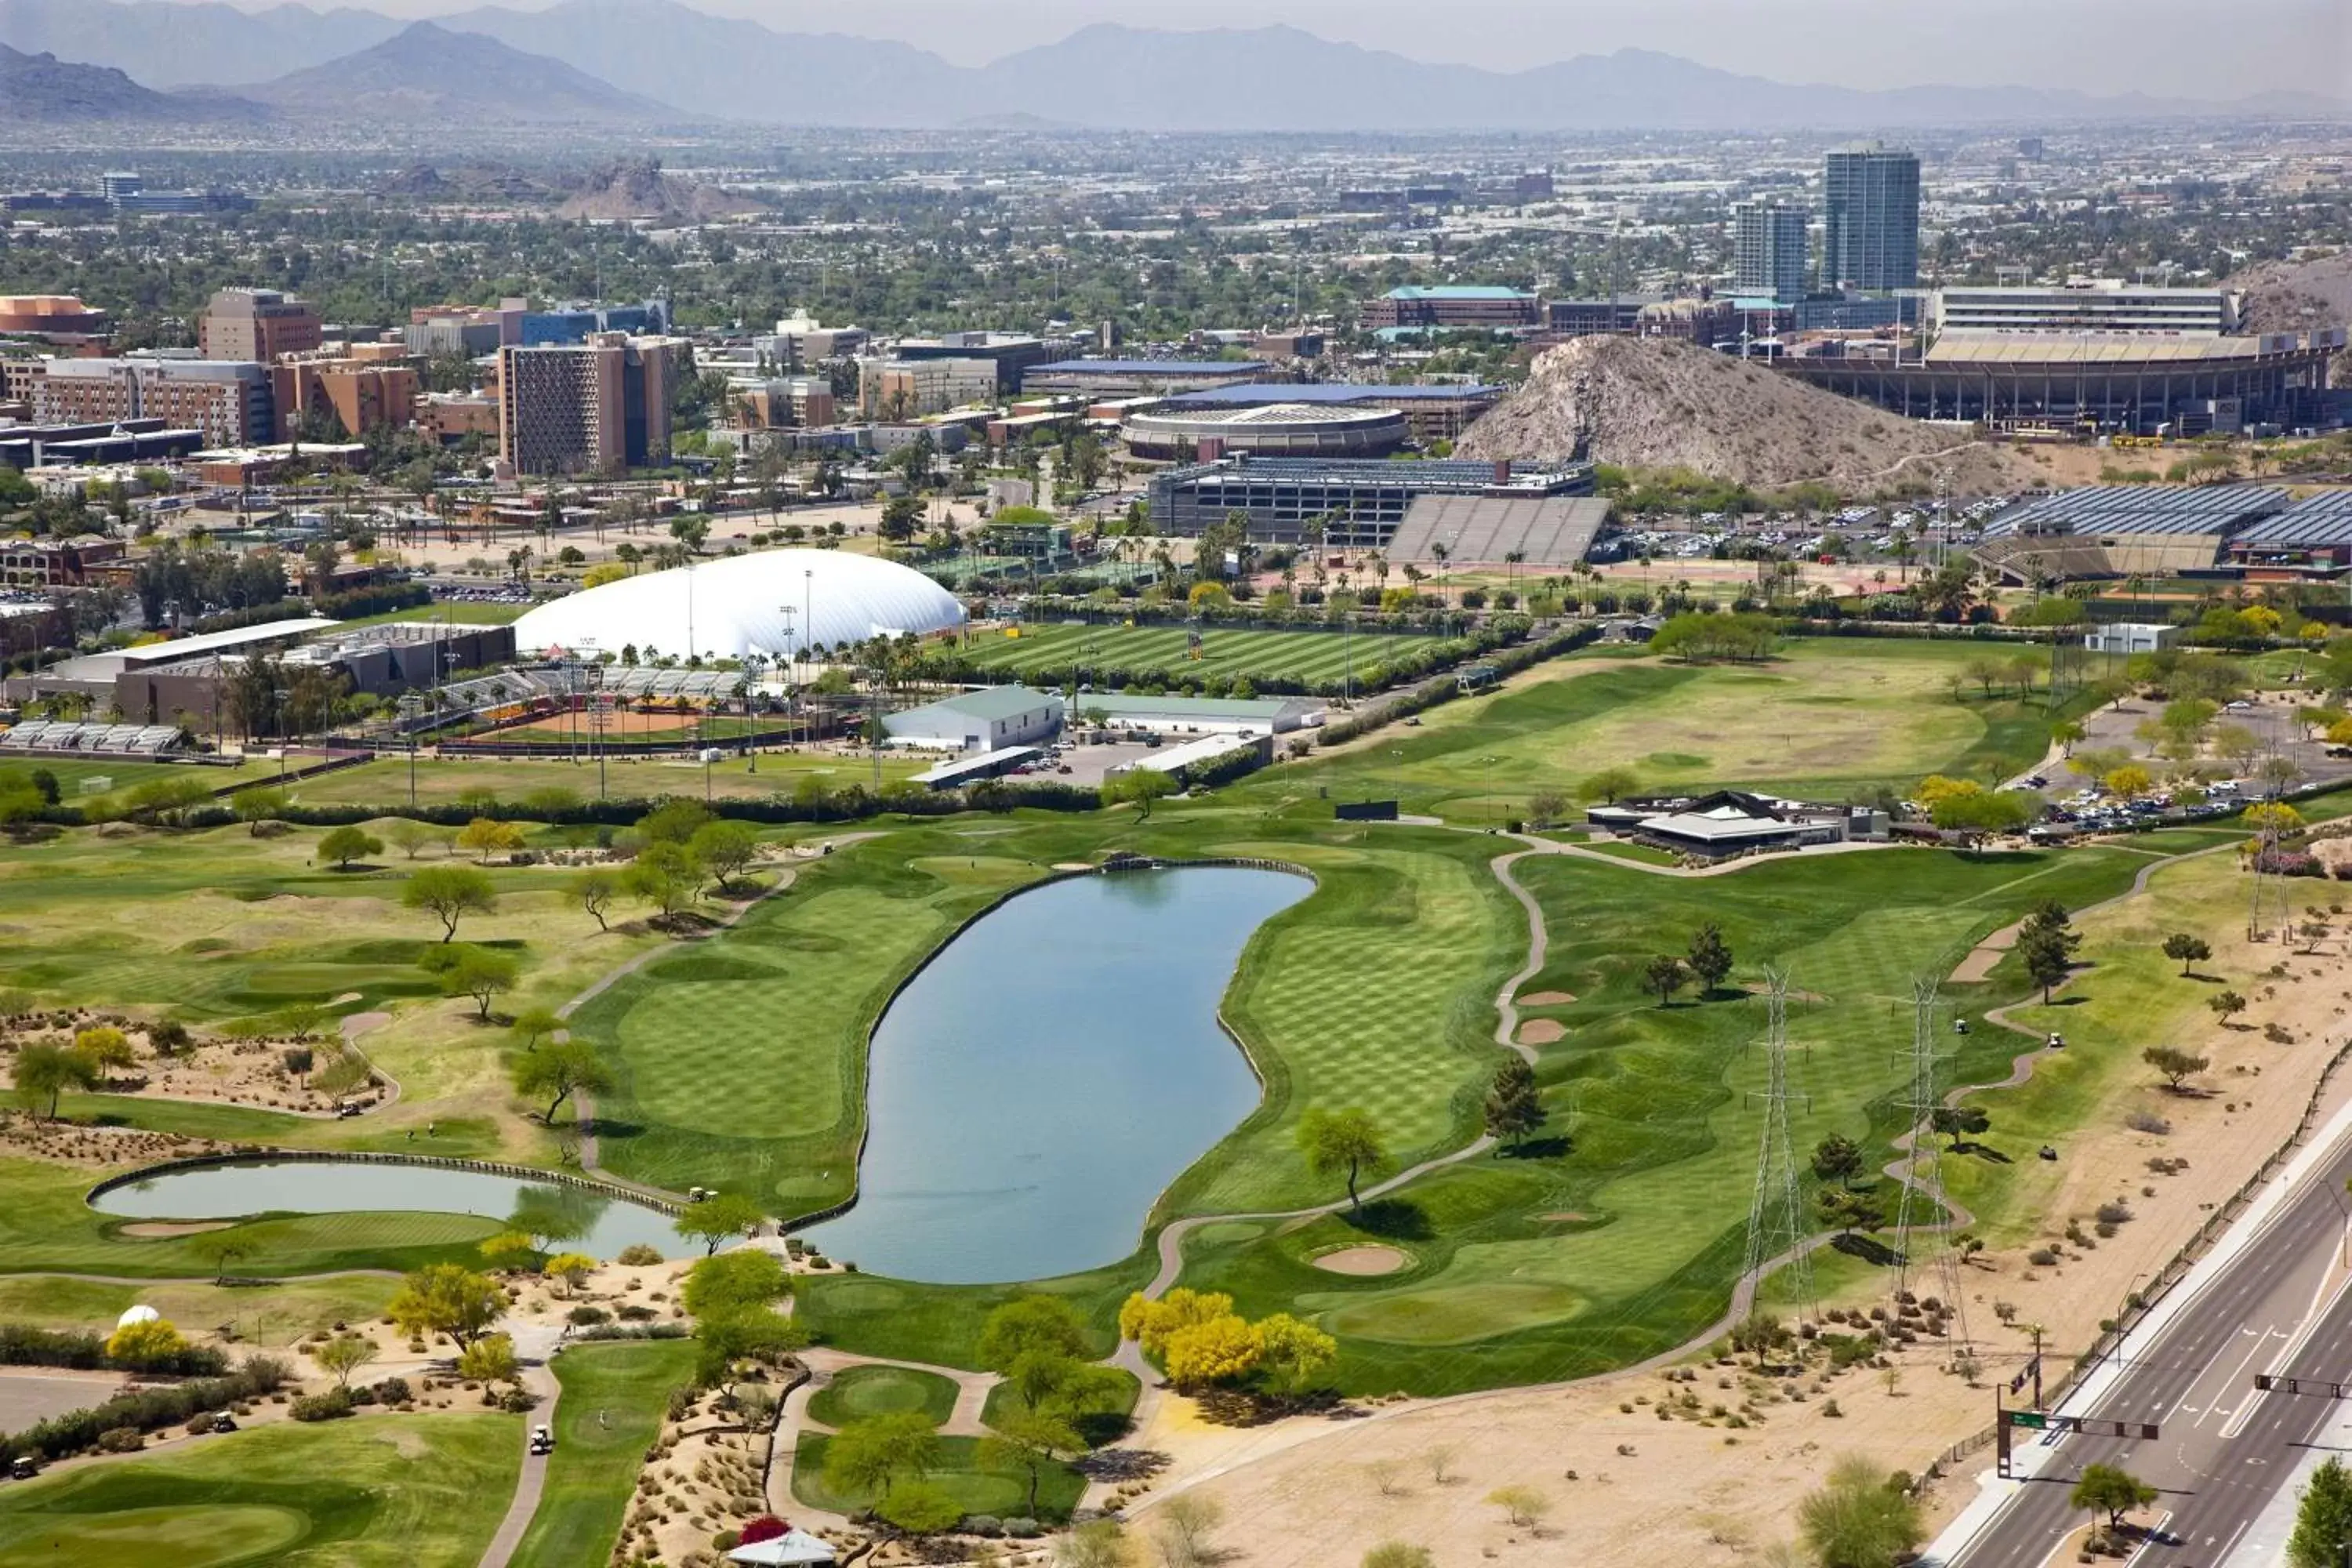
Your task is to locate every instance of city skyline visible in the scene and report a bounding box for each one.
[140,0,2351,102]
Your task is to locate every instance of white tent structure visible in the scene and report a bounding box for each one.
[726,1530,836,1565]
[512,550,966,663]
[115,1305,161,1329]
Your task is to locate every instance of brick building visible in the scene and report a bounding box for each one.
[198,289,323,363]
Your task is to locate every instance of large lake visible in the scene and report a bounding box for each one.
[803,866,1309,1283]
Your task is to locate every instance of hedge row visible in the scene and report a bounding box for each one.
[2,1355,291,1462]
[0,1323,227,1378]
[1319,623,1597,748]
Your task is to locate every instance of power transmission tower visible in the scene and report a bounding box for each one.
[1744,967,1814,1321]
[1891,976,1971,1353]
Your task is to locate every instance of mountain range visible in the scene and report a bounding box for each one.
[0,0,2341,132]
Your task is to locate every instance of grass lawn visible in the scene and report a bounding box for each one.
[806,1363,959,1428]
[1173,842,2147,1393]
[1254,637,2081,823]
[956,621,1444,689]
[792,1432,1084,1523]
[0,1274,395,1345]
[509,1338,698,1568]
[288,750,918,808]
[0,1413,518,1567]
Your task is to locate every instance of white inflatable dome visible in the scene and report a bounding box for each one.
[116,1305,161,1329]
[511,550,967,662]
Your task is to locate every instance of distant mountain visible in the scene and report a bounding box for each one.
[245,20,685,125]
[0,39,264,122]
[555,156,766,220]
[4,0,2344,131]
[0,0,398,89]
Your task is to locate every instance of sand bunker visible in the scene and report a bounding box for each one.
[1313,1246,1410,1276]
[1538,1211,1591,1223]
[1519,1021,1566,1045]
[118,1221,231,1237]
[1519,990,1575,1005]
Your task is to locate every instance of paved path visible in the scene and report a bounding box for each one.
[477,1326,565,1568]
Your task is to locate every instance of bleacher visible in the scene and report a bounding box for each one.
[0,721,186,757]
[1385,495,1614,568]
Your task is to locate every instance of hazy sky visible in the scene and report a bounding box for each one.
[204,0,2351,99]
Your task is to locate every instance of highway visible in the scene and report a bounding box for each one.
[1937,1128,2352,1568]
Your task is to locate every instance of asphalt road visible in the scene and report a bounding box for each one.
[1943,1134,2352,1567]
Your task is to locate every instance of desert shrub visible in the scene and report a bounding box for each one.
[2126,1111,2172,1135]
[289,1388,354,1422]
[96,1426,143,1453]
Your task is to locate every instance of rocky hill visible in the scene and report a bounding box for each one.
[555,158,764,222]
[2228,252,2352,387]
[1458,336,2035,493]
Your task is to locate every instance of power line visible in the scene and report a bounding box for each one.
[1744,965,1814,1321]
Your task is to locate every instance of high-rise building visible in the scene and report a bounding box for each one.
[1733,201,1809,303]
[1823,147,1920,292]
[270,358,421,441]
[496,332,685,475]
[198,288,323,363]
[32,356,273,446]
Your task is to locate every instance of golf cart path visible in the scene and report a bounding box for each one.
[476,1325,564,1568]
[793,1347,1000,1436]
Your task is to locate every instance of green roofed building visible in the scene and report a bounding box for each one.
[883,685,1064,751]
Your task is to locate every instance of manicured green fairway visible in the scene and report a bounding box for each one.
[1174,841,2146,1393]
[510,1339,698,1568]
[1265,637,2076,822]
[792,1432,1085,1523]
[806,1363,960,1428]
[0,1414,518,1567]
[957,621,1443,688]
[0,1274,396,1345]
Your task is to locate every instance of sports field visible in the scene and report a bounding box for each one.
[0,1414,518,1567]
[1277,637,2074,822]
[956,622,1445,688]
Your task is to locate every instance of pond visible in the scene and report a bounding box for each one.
[804,865,1310,1284]
[91,1160,688,1260]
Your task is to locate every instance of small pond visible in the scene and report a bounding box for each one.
[92,1160,687,1260]
[804,866,1310,1283]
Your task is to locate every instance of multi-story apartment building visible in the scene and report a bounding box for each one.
[496,333,685,475]
[1733,201,1809,303]
[857,357,1000,418]
[198,288,323,363]
[270,357,421,441]
[1823,147,1921,292]
[32,357,273,446]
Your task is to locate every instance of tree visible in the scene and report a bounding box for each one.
[434,944,520,1022]
[457,817,526,864]
[192,1232,251,1285]
[980,1295,1091,1372]
[1482,1057,1546,1149]
[824,1411,939,1500]
[383,819,438,860]
[2288,1455,2352,1568]
[561,873,618,942]
[2018,924,2076,1004]
[2209,989,2249,1026]
[2103,764,2154,799]
[1578,766,1640,804]
[403,866,497,942]
[1929,1106,1990,1150]
[543,1252,597,1298]
[74,1025,136,1080]
[314,1333,379,1388]
[1811,1134,1865,1188]
[1255,1312,1338,1396]
[1056,1520,1131,1568]
[13,1040,96,1120]
[1296,1107,1392,1211]
[2161,932,2212,977]
[281,1045,315,1086]
[1104,768,1178,819]
[978,1408,1083,1519]
[2071,1462,2157,1537]
[695,1305,805,1397]
[1643,953,1688,1006]
[509,1007,562,1052]
[512,1039,612,1123]
[458,1332,521,1389]
[1362,1546,1436,1568]
[877,1479,963,1535]
[1120,1289,1236,1359]
[682,1248,791,1319]
[1162,1313,1265,1390]
[677,1191,764,1254]
[1817,1186,1883,1236]
[480,1230,540,1272]
[689,819,760,891]
[627,840,704,923]
[1797,1454,1922,1568]
[1686,923,1733,993]
[1486,1486,1552,1529]
[318,825,382,869]
[388,1263,506,1348]
[105,1316,189,1368]
[1932,788,2032,848]
[2143,1045,2210,1091]
[231,786,290,834]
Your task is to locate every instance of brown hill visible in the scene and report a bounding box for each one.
[1459,336,2036,493]
[555,158,764,222]
[2228,251,2350,387]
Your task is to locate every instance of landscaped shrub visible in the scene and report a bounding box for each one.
[372,1375,412,1405]
[0,1323,227,1377]
[568,1305,612,1327]
[96,1426,143,1453]
[573,1323,690,1342]
[2,1356,289,1461]
[289,1388,354,1422]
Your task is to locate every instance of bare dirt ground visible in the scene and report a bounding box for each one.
[0,1369,137,1431]
[1112,856,2352,1568]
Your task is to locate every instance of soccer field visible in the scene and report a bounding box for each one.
[955,622,1446,688]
